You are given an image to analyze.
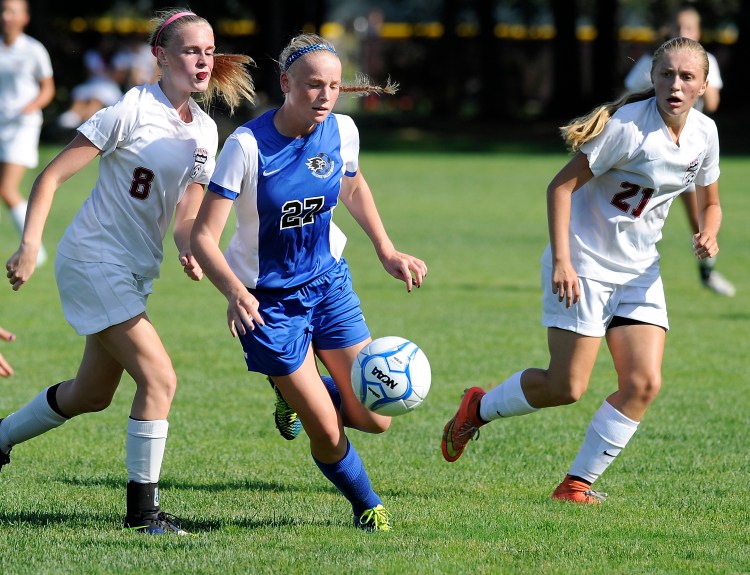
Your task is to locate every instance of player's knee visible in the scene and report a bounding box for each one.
[364,416,390,434]
[150,366,178,401]
[545,375,588,406]
[306,421,343,452]
[80,393,115,413]
[621,372,661,404]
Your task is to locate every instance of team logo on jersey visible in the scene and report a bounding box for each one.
[191,148,209,178]
[306,153,335,179]
[683,156,700,186]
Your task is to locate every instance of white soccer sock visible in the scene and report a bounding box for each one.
[9,201,27,236]
[568,400,639,484]
[479,370,539,421]
[125,418,169,483]
[0,387,68,453]
[699,256,717,270]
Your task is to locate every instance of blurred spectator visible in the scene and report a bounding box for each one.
[57,32,122,129]
[0,0,54,265]
[623,5,733,297]
[111,33,158,90]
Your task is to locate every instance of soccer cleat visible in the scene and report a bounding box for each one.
[355,504,392,532]
[701,270,736,297]
[441,387,486,463]
[551,475,608,505]
[269,377,302,440]
[0,419,9,472]
[123,511,189,535]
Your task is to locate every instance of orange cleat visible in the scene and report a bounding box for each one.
[441,387,486,462]
[551,475,608,504]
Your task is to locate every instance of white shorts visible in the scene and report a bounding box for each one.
[541,266,669,337]
[0,120,41,168]
[55,254,153,336]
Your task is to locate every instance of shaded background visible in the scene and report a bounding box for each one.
[25,0,749,152]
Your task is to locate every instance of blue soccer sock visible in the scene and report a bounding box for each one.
[314,439,381,516]
[320,375,341,410]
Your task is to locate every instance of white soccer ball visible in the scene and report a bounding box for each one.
[351,336,431,417]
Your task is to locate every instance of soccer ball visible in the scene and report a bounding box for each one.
[351,336,431,417]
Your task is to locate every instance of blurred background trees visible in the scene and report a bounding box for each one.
[26,0,748,149]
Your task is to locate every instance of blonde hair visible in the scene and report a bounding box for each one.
[279,33,398,96]
[149,8,256,114]
[560,37,707,152]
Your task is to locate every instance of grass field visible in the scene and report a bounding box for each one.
[1,141,749,574]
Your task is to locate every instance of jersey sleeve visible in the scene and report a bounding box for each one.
[77,91,136,156]
[334,114,359,176]
[581,114,634,177]
[695,119,720,187]
[208,128,257,200]
[32,43,53,81]
[706,53,723,91]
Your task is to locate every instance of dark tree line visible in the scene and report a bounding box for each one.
[25,1,749,138]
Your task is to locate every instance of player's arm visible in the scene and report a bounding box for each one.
[21,76,55,114]
[692,180,721,259]
[6,134,100,291]
[191,192,264,335]
[546,151,594,308]
[339,170,427,292]
[701,85,720,115]
[173,182,205,281]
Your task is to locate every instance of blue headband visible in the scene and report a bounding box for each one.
[284,43,337,71]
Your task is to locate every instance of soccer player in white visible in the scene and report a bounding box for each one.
[1,9,255,534]
[442,37,722,504]
[191,34,427,532]
[0,0,55,264]
[624,5,734,296]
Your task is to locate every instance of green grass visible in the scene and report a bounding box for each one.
[1,144,749,574]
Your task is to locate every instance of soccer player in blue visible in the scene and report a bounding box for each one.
[191,33,427,532]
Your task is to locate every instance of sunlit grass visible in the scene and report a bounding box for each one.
[0,145,748,574]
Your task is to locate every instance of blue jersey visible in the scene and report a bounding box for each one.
[208,110,359,289]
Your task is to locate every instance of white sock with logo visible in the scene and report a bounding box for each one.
[479,370,539,421]
[0,387,68,454]
[125,418,168,483]
[568,400,639,483]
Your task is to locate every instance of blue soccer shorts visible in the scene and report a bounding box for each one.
[238,258,370,376]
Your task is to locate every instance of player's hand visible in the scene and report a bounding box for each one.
[692,232,718,260]
[179,252,203,281]
[226,292,265,337]
[379,250,428,293]
[6,248,38,291]
[551,262,580,308]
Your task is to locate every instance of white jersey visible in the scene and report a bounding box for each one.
[0,33,53,127]
[542,97,720,286]
[57,83,217,278]
[624,52,722,112]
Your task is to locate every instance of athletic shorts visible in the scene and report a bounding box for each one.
[238,258,370,376]
[55,254,153,335]
[0,120,41,168]
[541,265,669,337]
